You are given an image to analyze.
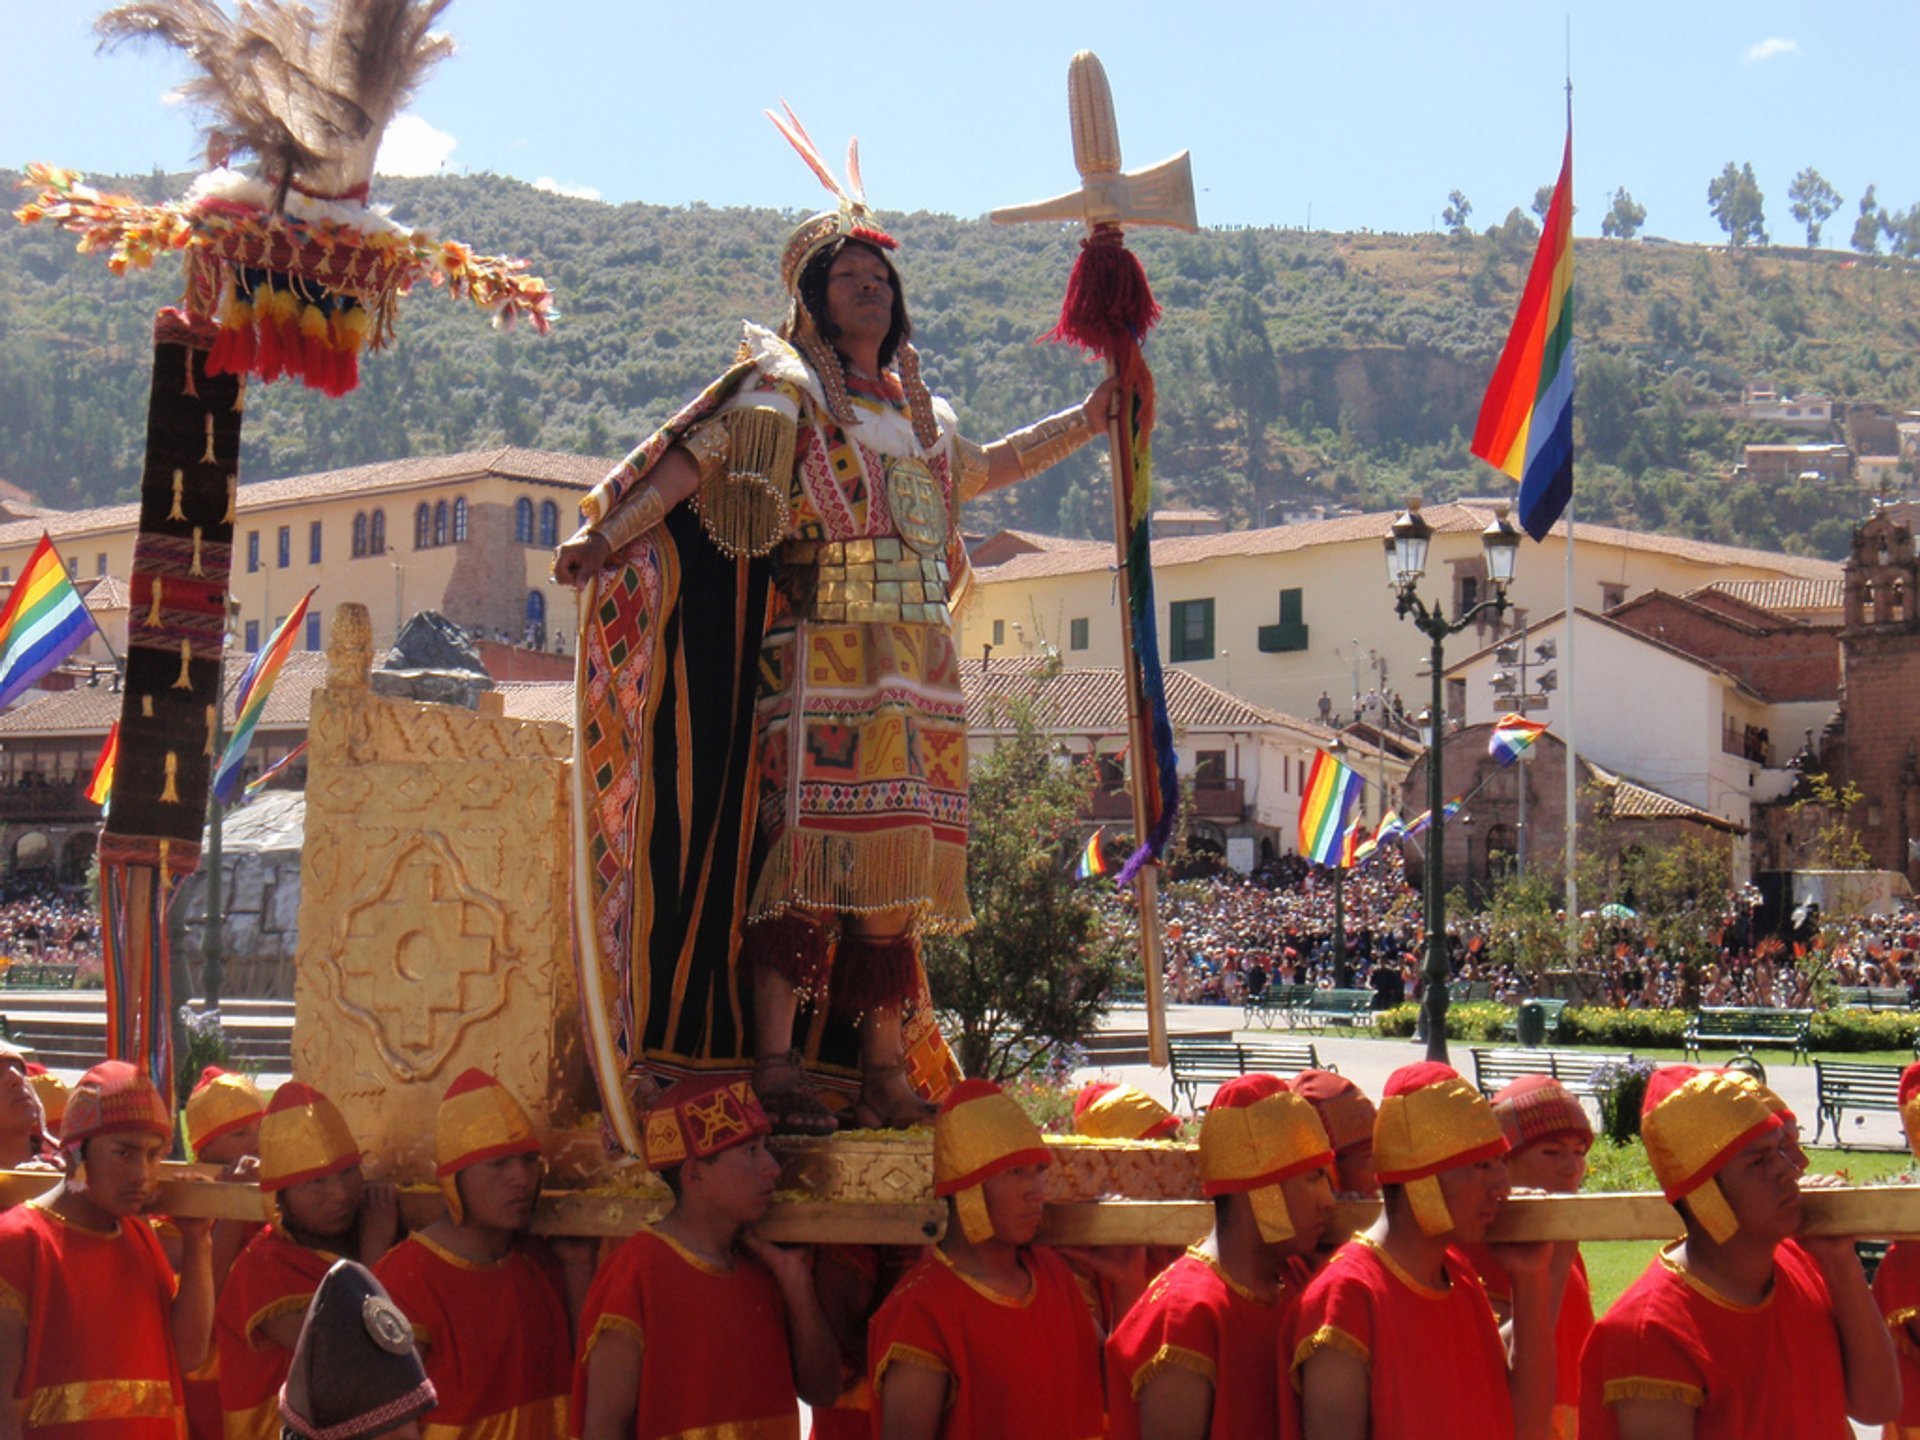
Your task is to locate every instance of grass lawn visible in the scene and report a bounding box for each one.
[1580,1143,1918,1311]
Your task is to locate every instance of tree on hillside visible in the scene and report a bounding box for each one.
[1442,190,1473,237]
[1205,287,1281,519]
[1600,188,1646,239]
[1787,167,1841,249]
[1532,184,1554,222]
[1580,353,1643,464]
[1853,185,1885,255]
[1886,205,1920,261]
[1495,208,1539,263]
[1707,162,1768,246]
[922,668,1125,1078]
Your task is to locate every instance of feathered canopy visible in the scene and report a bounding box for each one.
[96,0,455,199]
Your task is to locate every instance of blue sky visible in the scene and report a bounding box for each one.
[3,1,1916,247]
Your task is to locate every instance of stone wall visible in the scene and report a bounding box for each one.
[290,602,593,1181]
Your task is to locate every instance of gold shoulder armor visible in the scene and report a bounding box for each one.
[690,405,796,558]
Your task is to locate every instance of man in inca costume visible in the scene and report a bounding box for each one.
[557,111,1108,1137]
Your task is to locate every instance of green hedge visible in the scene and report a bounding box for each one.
[1374,1002,1920,1053]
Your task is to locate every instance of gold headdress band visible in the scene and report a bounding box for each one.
[767,102,939,449]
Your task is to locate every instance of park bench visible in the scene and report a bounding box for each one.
[1498,997,1571,1043]
[0,963,77,990]
[1301,989,1376,1031]
[1834,986,1914,1012]
[1812,1059,1905,1145]
[1470,1048,1637,1104]
[1683,1006,1814,1064]
[1244,982,1314,1030]
[1168,1037,1329,1112]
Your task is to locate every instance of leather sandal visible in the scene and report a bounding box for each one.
[753,1050,839,1137]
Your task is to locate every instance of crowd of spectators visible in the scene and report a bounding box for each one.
[1099,861,1920,1015]
[0,879,96,968]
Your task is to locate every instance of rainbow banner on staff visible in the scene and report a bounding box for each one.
[1471,129,1574,541]
[84,722,119,807]
[1298,751,1364,866]
[213,588,315,805]
[243,740,309,801]
[1490,713,1549,766]
[0,534,98,710]
[1405,799,1464,839]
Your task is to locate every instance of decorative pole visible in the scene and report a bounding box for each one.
[993,53,1197,1067]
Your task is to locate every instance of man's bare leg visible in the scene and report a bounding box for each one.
[845,909,938,1129]
[746,911,837,1135]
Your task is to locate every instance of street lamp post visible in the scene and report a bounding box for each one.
[1386,500,1521,1064]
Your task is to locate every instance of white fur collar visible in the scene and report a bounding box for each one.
[740,323,825,410]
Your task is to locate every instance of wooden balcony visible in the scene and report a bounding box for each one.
[1084,778,1246,822]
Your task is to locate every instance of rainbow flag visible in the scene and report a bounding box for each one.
[1298,751,1364,866]
[0,535,98,710]
[213,588,315,805]
[84,722,119,807]
[243,740,309,801]
[1074,827,1108,881]
[1405,799,1464,838]
[1490,713,1549,766]
[1338,817,1364,869]
[1472,129,1574,541]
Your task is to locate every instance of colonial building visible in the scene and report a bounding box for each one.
[959,503,1841,723]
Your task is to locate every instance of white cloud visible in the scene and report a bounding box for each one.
[375,113,458,177]
[1743,37,1799,64]
[534,176,602,202]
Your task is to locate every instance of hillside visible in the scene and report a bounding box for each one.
[4,169,1918,557]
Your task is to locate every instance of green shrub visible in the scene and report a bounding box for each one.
[1809,1009,1920,1052]
[1372,1001,1516,1041]
[1556,1007,1688,1049]
[1376,1002,1920,1054]
[1589,1059,1656,1144]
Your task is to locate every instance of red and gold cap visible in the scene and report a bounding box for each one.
[435,1070,542,1226]
[1290,1069,1377,1155]
[642,1077,772,1172]
[258,1082,361,1193]
[1490,1075,1593,1154]
[1901,1063,1920,1157]
[934,1079,1050,1244]
[61,1060,171,1147]
[1072,1081,1179,1142]
[1374,1062,1508,1235]
[185,1065,265,1158]
[1640,1065,1781,1243]
[1198,1075,1334,1243]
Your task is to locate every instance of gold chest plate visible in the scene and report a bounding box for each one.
[885,456,947,557]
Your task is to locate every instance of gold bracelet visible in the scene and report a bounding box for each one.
[597,485,668,554]
[1003,406,1094,480]
[680,419,730,487]
[955,436,992,502]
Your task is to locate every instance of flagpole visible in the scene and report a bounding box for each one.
[1562,61,1579,966]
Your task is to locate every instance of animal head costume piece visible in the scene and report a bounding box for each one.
[1372,1062,1509,1236]
[16,1,552,395]
[1639,1065,1781,1244]
[767,102,938,449]
[1197,1075,1334,1244]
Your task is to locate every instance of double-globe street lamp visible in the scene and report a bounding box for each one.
[1385,500,1522,1063]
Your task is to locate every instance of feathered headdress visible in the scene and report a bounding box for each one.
[15,0,552,396]
[767,103,936,447]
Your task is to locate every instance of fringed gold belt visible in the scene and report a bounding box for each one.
[777,538,950,624]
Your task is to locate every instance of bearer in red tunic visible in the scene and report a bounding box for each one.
[1288,1061,1561,1440]
[0,1060,215,1437]
[1461,1075,1594,1440]
[1874,1062,1920,1439]
[1580,1065,1898,1439]
[868,1079,1106,1440]
[571,1076,840,1439]
[1107,1074,1336,1440]
[217,1082,400,1440]
[377,1070,586,1440]
[180,1065,268,1440]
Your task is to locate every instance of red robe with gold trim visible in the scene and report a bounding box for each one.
[1463,1244,1592,1440]
[1285,1236,1511,1440]
[1579,1241,1850,1439]
[375,1233,570,1440]
[867,1246,1104,1440]
[569,1228,799,1440]
[1106,1247,1304,1440]
[214,1227,337,1440]
[0,1201,185,1438]
[1873,1238,1920,1436]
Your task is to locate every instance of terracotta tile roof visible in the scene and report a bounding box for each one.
[0,448,612,549]
[1582,759,1746,834]
[971,504,1842,585]
[494,683,575,727]
[1445,606,1762,700]
[0,652,330,737]
[1697,577,1845,615]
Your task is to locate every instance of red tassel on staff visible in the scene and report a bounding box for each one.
[1046,223,1162,362]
